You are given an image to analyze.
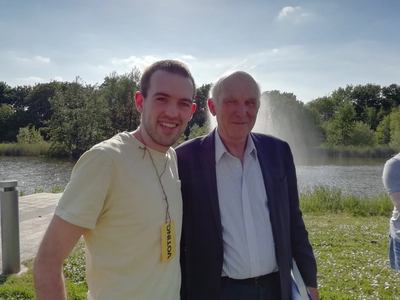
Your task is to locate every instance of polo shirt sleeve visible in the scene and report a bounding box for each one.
[382,158,400,195]
[55,147,114,229]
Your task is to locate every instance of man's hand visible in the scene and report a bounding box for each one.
[307,286,320,300]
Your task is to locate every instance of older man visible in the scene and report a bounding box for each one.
[34,60,196,300]
[176,71,319,300]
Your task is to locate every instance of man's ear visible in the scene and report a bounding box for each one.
[135,92,144,113]
[208,98,216,116]
[189,103,197,120]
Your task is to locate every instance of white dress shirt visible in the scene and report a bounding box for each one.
[215,130,278,279]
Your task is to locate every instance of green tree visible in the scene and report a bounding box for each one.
[323,104,356,146]
[348,122,377,147]
[389,108,400,151]
[185,84,211,137]
[306,96,337,122]
[363,106,379,131]
[47,79,108,158]
[381,84,400,111]
[191,84,210,127]
[351,84,381,117]
[0,103,15,142]
[188,123,209,140]
[0,82,11,104]
[7,85,32,110]
[331,85,353,106]
[100,69,141,136]
[24,82,62,137]
[1,85,33,141]
[375,115,391,145]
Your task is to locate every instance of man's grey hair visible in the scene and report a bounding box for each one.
[209,71,261,108]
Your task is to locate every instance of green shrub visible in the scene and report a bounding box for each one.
[17,126,44,144]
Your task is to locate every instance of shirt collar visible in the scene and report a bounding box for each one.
[214,129,257,163]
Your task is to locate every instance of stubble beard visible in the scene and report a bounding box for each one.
[142,117,182,148]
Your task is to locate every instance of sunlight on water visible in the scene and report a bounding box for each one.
[0,156,75,195]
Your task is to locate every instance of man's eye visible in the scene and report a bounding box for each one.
[157,98,166,102]
[180,102,190,108]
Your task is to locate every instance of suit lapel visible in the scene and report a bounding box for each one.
[199,130,223,244]
[252,134,282,244]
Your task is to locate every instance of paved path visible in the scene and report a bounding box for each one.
[0,193,62,274]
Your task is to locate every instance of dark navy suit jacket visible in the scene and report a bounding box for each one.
[176,130,317,300]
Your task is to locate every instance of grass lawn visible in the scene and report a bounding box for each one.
[0,214,399,299]
[305,213,399,299]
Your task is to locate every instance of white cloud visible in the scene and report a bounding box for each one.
[36,56,50,63]
[278,6,311,23]
[103,53,197,76]
[182,55,195,60]
[278,6,302,19]
[8,52,51,64]
[111,55,159,71]
[16,76,45,85]
[53,76,63,81]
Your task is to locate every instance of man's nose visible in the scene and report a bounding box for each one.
[165,103,179,117]
[235,104,247,116]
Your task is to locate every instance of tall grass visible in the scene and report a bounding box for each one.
[316,145,397,158]
[300,186,393,217]
[0,143,50,156]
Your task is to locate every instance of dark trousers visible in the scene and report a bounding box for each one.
[220,272,281,300]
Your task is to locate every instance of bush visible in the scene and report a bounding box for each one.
[17,126,44,144]
[349,122,377,147]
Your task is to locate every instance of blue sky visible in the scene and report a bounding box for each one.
[1,0,399,103]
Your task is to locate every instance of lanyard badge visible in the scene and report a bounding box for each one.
[161,220,176,263]
[139,143,175,264]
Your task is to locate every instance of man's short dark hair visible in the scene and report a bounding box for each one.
[140,60,196,99]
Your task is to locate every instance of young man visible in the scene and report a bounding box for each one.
[33,60,196,300]
[176,71,319,300]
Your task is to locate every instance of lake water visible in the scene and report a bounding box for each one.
[0,156,389,197]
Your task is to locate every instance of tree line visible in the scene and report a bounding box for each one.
[258,84,400,156]
[1,67,400,157]
[0,68,210,157]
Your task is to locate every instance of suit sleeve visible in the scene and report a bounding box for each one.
[282,141,318,288]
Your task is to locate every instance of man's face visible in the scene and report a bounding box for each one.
[208,73,259,145]
[135,70,196,152]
